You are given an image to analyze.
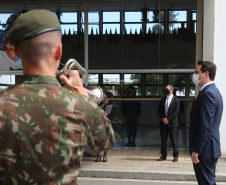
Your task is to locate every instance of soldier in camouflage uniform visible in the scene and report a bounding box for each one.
[121,85,141,147]
[0,10,115,185]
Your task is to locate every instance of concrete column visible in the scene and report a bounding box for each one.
[214,0,226,153]
[202,0,226,152]
[84,1,89,86]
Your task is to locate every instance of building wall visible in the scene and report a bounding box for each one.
[214,0,226,153]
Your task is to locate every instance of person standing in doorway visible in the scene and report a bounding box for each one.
[121,85,141,147]
[158,84,180,162]
[189,61,223,185]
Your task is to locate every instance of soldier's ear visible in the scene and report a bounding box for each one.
[55,44,62,60]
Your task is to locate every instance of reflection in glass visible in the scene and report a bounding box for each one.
[0,13,12,29]
[103,12,120,22]
[124,74,141,84]
[169,23,187,33]
[103,85,121,96]
[103,74,120,84]
[192,12,197,20]
[124,85,141,97]
[169,11,187,22]
[174,86,185,97]
[82,25,99,34]
[146,86,163,96]
[146,74,163,84]
[148,11,164,22]
[103,24,120,34]
[124,24,142,34]
[61,24,77,34]
[168,74,186,85]
[81,12,99,23]
[88,74,99,84]
[146,23,164,33]
[0,75,16,91]
[61,12,77,23]
[189,86,195,97]
[125,12,142,22]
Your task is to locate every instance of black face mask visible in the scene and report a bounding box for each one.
[98,100,105,106]
[164,89,170,96]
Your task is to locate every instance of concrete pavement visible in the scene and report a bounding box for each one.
[79,148,226,182]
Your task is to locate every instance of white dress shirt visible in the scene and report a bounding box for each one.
[165,94,173,116]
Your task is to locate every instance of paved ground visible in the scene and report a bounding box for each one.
[79,148,226,182]
[77,177,226,185]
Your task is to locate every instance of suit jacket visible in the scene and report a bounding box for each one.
[189,83,223,160]
[158,95,180,127]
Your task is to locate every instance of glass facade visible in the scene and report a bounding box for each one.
[0,0,197,149]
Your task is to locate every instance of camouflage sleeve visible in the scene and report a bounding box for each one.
[78,95,115,152]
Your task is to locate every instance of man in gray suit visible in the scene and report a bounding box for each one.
[190,61,223,185]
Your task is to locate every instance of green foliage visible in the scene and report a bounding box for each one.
[111,116,122,143]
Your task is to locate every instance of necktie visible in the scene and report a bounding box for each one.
[165,97,169,116]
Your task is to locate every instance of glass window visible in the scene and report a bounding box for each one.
[61,24,77,34]
[192,12,196,21]
[103,12,120,22]
[146,23,164,33]
[61,12,77,23]
[146,74,163,84]
[169,11,187,22]
[103,85,121,96]
[124,74,141,84]
[147,11,164,22]
[124,85,141,97]
[0,75,16,91]
[0,13,12,30]
[124,24,142,34]
[189,86,195,97]
[103,24,120,34]
[88,74,99,84]
[146,86,163,96]
[81,12,99,34]
[81,12,99,23]
[168,74,186,85]
[174,86,185,97]
[169,23,187,33]
[125,12,142,22]
[103,74,120,84]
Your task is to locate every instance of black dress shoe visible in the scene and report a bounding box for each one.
[125,142,132,147]
[172,157,178,162]
[157,156,166,161]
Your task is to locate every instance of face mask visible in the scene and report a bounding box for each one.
[192,73,203,85]
[164,89,170,95]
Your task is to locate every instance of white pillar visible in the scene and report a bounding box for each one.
[214,0,226,153]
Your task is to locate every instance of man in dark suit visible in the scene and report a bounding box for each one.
[189,61,223,185]
[158,84,180,162]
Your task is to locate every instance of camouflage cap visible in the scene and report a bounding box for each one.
[8,9,61,46]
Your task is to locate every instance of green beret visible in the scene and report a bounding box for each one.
[8,9,61,46]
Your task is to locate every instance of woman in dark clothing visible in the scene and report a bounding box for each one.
[95,94,113,162]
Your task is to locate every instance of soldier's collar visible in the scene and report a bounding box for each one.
[17,75,61,85]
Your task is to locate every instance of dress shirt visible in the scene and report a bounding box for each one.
[165,94,173,116]
[200,81,215,91]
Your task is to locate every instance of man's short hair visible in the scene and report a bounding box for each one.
[197,61,216,81]
[166,84,174,91]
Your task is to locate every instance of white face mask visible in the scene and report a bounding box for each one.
[192,73,203,85]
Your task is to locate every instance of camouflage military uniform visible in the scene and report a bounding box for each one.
[0,75,115,185]
[121,93,141,146]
